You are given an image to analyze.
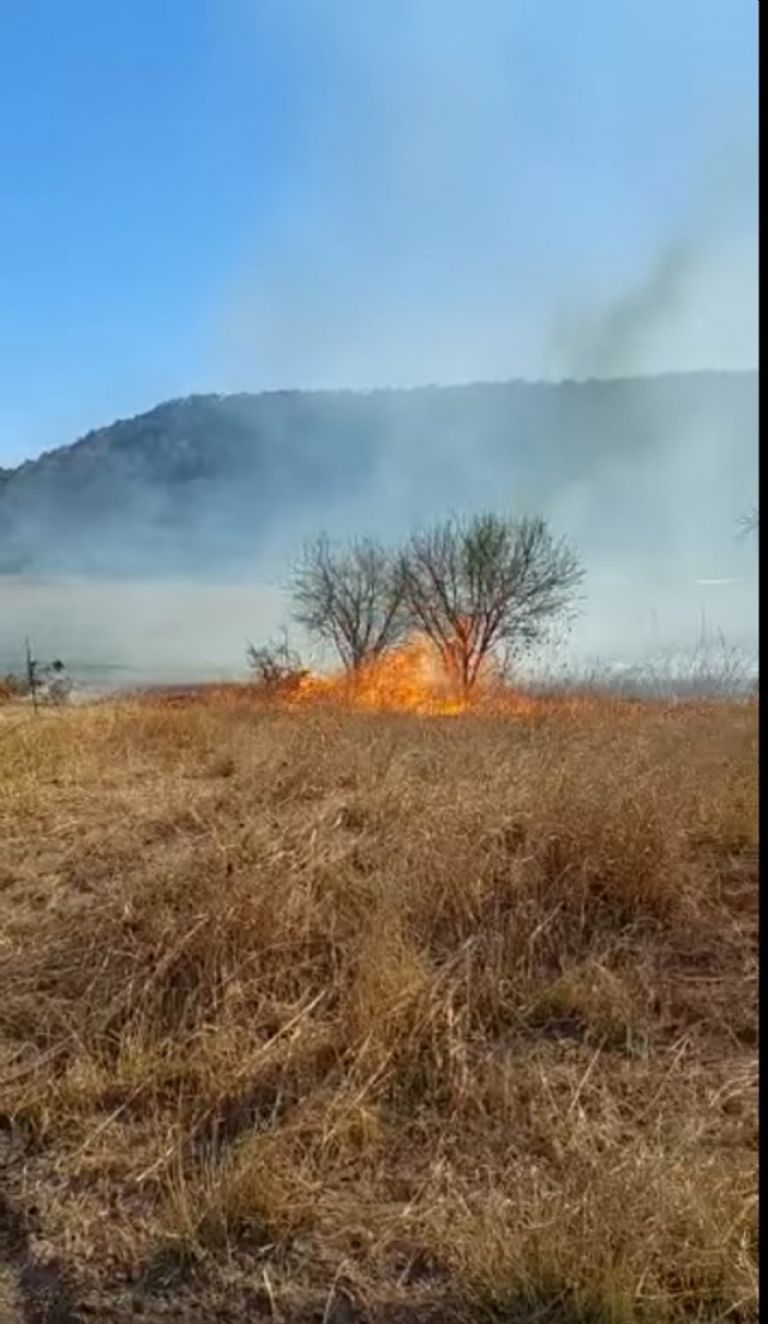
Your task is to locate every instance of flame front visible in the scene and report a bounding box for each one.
[284,634,535,717]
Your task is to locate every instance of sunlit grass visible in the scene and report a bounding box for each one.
[0,693,757,1320]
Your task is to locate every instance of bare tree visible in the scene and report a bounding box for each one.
[246,630,307,689]
[400,513,583,695]
[290,534,407,672]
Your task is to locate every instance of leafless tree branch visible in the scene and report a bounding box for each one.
[400,513,583,695]
[290,534,407,672]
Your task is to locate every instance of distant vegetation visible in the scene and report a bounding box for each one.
[0,649,72,706]
[0,371,757,575]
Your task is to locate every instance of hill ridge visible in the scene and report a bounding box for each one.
[7,367,757,474]
[0,370,757,577]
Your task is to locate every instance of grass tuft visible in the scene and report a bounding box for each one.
[0,694,757,1320]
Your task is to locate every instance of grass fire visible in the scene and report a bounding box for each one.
[268,634,537,718]
[288,633,473,716]
[243,513,582,720]
[0,513,757,1323]
[0,0,757,1316]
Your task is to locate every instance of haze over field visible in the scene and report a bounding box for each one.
[0,372,758,684]
[0,1,757,685]
[0,8,758,1321]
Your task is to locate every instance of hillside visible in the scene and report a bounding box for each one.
[0,372,758,576]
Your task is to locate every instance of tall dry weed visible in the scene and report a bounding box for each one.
[0,696,757,1320]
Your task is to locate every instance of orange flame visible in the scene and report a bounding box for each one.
[283,634,536,718]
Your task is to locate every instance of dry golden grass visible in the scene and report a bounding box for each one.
[0,693,758,1322]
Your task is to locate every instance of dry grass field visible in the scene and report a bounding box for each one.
[0,689,758,1322]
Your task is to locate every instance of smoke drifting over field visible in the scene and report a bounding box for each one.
[216,5,757,392]
[0,6,757,686]
[0,375,758,688]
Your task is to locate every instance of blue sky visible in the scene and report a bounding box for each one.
[0,0,757,466]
